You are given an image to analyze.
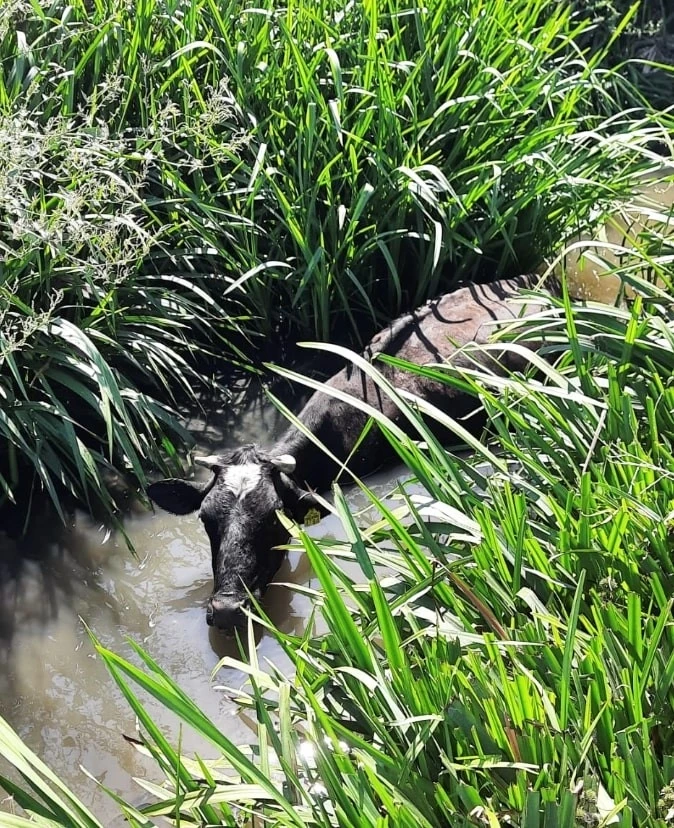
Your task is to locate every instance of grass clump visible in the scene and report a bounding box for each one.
[0,6,251,521]
[200,0,670,336]
[0,102,237,525]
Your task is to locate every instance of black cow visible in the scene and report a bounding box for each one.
[148,273,557,630]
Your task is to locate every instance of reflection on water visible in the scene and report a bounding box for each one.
[0,383,407,822]
[2,177,673,821]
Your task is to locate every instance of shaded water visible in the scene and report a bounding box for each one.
[1,176,673,821]
[0,387,408,822]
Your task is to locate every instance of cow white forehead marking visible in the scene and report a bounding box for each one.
[223,463,262,498]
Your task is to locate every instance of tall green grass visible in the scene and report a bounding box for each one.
[1,0,672,524]
[0,106,231,524]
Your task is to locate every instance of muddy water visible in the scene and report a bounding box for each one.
[552,177,674,302]
[0,387,409,822]
[1,176,673,822]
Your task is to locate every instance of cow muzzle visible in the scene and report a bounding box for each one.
[207,594,248,631]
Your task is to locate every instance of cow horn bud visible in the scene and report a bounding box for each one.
[194,455,220,469]
[271,454,296,473]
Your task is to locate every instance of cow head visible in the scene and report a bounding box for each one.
[147,445,325,631]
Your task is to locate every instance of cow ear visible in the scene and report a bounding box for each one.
[147,479,209,515]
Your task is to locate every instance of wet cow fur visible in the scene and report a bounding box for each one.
[148,273,558,630]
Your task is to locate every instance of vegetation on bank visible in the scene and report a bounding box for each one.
[0,0,671,523]
[1,0,674,825]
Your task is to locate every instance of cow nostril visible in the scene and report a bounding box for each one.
[208,595,247,631]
